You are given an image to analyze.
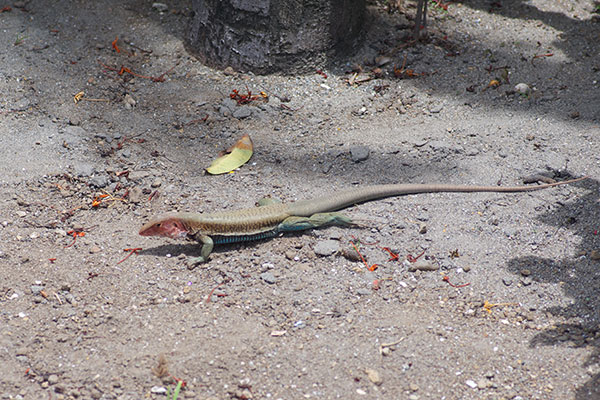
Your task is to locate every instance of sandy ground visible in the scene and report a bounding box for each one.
[1,0,600,399]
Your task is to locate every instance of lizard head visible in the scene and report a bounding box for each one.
[139,215,189,239]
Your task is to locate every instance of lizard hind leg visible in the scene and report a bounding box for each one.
[278,212,355,232]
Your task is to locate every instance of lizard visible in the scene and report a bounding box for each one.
[139,176,587,263]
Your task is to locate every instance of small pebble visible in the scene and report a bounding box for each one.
[340,247,361,262]
[123,94,136,109]
[407,259,439,272]
[89,246,101,254]
[30,285,44,295]
[152,3,168,12]
[514,83,531,95]
[47,374,59,385]
[520,269,531,277]
[313,240,339,256]
[128,187,144,203]
[429,104,443,113]
[223,66,236,76]
[233,107,252,119]
[350,145,370,162]
[465,380,477,389]
[151,386,167,394]
[365,368,382,385]
[260,272,276,284]
[521,277,533,286]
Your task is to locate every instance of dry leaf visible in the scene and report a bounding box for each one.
[206,134,253,175]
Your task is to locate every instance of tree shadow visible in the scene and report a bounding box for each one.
[506,177,600,399]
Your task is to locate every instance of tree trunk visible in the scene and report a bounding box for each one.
[186,0,366,74]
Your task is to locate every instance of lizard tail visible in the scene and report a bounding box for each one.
[287,176,588,216]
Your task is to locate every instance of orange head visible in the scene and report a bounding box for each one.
[139,216,189,239]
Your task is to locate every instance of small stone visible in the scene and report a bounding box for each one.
[477,379,488,389]
[29,232,40,239]
[128,187,144,203]
[260,272,276,284]
[30,285,44,295]
[150,386,167,394]
[409,383,419,392]
[408,395,420,400]
[313,240,339,256]
[350,145,370,162]
[47,374,59,385]
[520,269,531,277]
[465,379,477,389]
[89,174,108,188]
[569,111,580,119]
[357,288,371,296]
[375,56,391,67]
[74,162,95,177]
[284,251,296,260]
[128,170,151,181]
[521,277,533,286]
[407,259,439,272]
[462,265,471,272]
[233,107,252,119]
[418,223,427,234]
[14,97,31,111]
[340,247,361,262]
[590,250,600,260]
[356,388,367,395]
[89,246,101,254]
[123,94,136,109]
[151,178,162,188]
[429,104,443,113]
[223,66,236,76]
[365,368,382,385]
[15,347,28,356]
[151,3,168,12]
[514,83,531,95]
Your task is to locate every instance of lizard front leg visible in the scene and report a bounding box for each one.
[189,234,214,264]
[278,212,354,232]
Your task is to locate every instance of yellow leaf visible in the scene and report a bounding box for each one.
[206,134,254,175]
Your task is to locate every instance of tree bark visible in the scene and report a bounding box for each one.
[186,0,366,74]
